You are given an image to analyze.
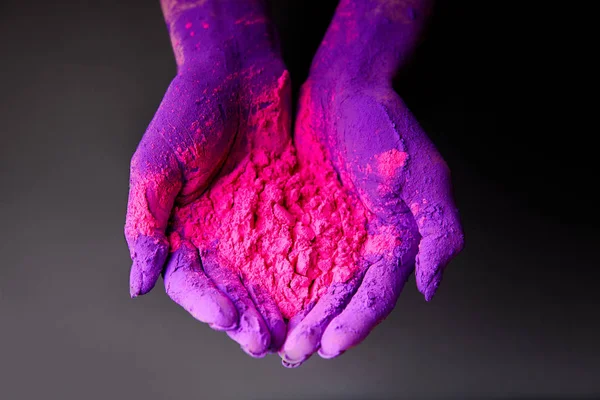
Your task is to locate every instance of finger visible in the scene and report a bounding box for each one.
[128,235,169,298]
[246,283,287,353]
[405,159,464,301]
[279,276,361,368]
[415,224,464,301]
[163,241,238,330]
[201,252,271,358]
[277,301,314,367]
[318,257,412,359]
[125,134,182,297]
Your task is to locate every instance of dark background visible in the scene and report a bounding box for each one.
[1,0,597,399]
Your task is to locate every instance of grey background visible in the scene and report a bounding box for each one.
[1,1,598,399]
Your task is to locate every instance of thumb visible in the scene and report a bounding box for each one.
[406,154,464,301]
[125,133,182,297]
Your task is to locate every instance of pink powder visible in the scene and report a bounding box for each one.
[165,70,369,319]
[166,73,366,319]
[169,143,368,319]
[375,148,408,179]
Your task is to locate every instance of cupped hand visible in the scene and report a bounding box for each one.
[125,47,290,357]
[279,75,464,366]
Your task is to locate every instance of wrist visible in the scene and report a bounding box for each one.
[309,54,390,89]
[161,0,280,71]
[309,0,433,84]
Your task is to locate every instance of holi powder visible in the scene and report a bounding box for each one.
[375,148,407,180]
[169,142,368,319]
[166,72,369,319]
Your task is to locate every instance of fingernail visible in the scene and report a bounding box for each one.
[318,349,344,359]
[280,353,307,367]
[241,346,268,359]
[281,359,304,368]
[208,321,238,331]
[422,267,443,301]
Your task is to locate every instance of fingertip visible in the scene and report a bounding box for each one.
[415,222,464,299]
[128,235,169,297]
[129,265,141,298]
[242,346,269,358]
[281,358,304,368]
[423,289,435,302]
[278,281,357,365]
[208,309,238,331]
[279,349,311,367]
[196,293,239,330]
[129,261,162,297]
[279,321,320,365]
[318,348,345,360]
[227,313,271,358]
[416,261,443,301]
[213,294,240,330]
[423,274,441,301]
[319,323,355,358]
[238,336,271,359]
[209,320,238,331]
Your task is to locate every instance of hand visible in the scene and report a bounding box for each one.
[278,0,463,368]
[279,75,464,366]
[125,1,289,357]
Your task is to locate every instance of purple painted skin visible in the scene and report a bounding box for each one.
[125,0,288,357]
[279,0,464,366]
[125,0,463,364]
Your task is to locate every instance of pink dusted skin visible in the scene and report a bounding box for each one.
[375,149,408,180]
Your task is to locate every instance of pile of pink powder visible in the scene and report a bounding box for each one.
[168,142,368,319]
